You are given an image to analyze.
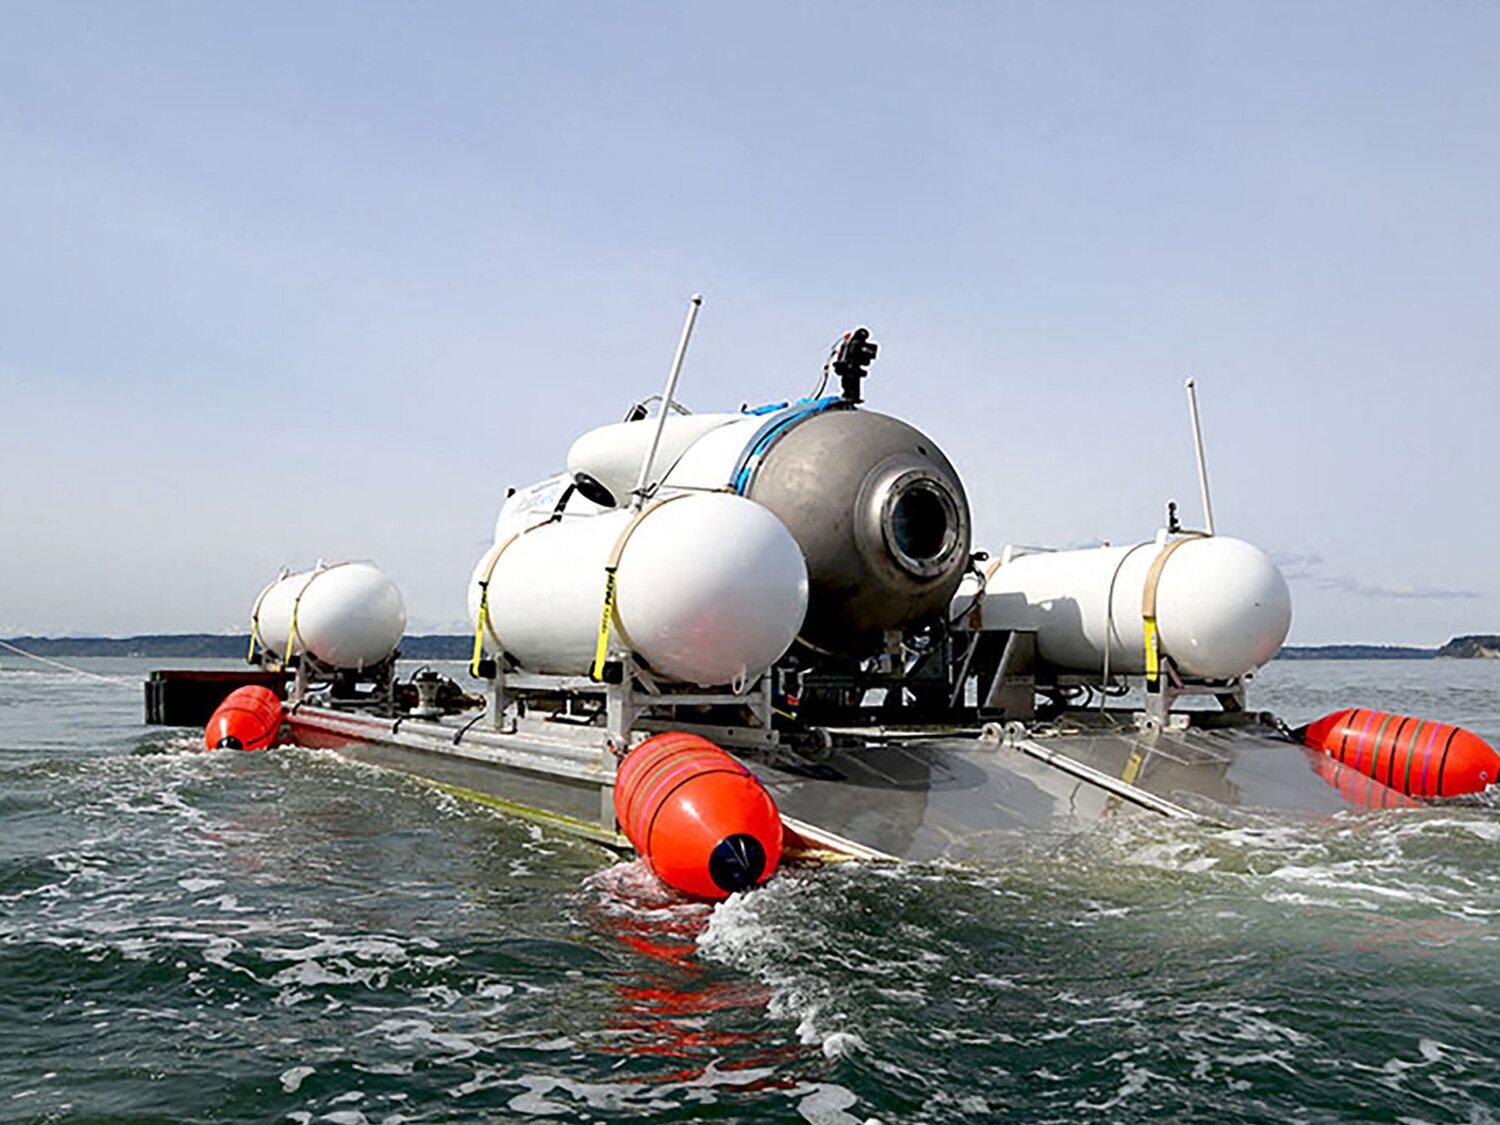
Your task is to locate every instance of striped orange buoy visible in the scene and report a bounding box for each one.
[614,732,783,901]
[204,685,284,751]
[1300,708,1500,798]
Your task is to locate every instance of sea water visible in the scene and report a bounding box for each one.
[2,657,1499,1123]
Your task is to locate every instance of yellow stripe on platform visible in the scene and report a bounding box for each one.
[406,774,630,851]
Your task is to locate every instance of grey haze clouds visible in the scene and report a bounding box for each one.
[1273,554,1479,602]
[1,2,1497,644]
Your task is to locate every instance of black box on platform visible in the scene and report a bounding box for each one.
[145,669,287,727]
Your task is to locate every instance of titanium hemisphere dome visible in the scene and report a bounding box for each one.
[741,409,971,657]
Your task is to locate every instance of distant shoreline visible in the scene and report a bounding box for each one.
[5,634,1500,660]
[1,634,475,660]
[1274,644,1435,660]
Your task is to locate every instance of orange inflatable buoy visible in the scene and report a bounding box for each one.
[614,732,784,900]
[204,685,284,751]
[1300,708,1500,797]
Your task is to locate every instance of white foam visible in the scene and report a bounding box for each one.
[820,1030,866,1059]
[1392,816,1500,844]
[501,1074,675,1116]
[697,875,866,1059]
[1268,863,1424,901]
[280,1066,315,1093]
[358,1017,486,1059]
[796,1082,863,1125]
[665,1060,777,1091]
[1073,1061,1158,1112]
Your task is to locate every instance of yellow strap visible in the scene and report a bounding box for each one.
[284,571,312,665]
[589,494,695,682]
[589,569,619,682]
[285,596,302,668]
[284,563,348,665]
[247,578,276,665]
[470,534,521,676]
[1143,617,1162,682]
[470,589,491,677]
[1140,535,1204,685]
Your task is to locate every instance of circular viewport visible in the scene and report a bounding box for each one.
[883,476,961,577]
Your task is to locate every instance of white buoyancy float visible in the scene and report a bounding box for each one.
[565,413,742,507]
[954,533,1291,681]
[493,472,609,542]
[468,491,808,687]
[254,561,407,670]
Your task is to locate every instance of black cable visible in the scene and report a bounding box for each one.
[452,712,487,746]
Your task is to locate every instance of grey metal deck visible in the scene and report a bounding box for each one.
[286,704,1391,866]
[745,714,1365,864]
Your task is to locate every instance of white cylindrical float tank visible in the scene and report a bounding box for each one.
[468,492,808,687]
[493,472,609,542]
[566,413,741,506]
[957,535,1291,680]
[255,561,407,670]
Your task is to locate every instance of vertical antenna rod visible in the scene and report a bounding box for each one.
[1184,377,1215,535]
[631,294,703,510]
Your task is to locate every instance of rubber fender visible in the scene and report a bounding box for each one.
[1301,708,1499,797]
[204,685,284,751]
[614,732,783,900]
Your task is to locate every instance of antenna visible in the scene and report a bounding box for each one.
[1184,377,1215,535]
[631,294,703,510]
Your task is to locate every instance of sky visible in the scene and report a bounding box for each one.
[1,2,1497,644]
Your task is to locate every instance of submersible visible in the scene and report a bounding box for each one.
[147,302,1500,900]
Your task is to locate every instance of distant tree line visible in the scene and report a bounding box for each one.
[1,635,474,659]
[1276,644,1436,660]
